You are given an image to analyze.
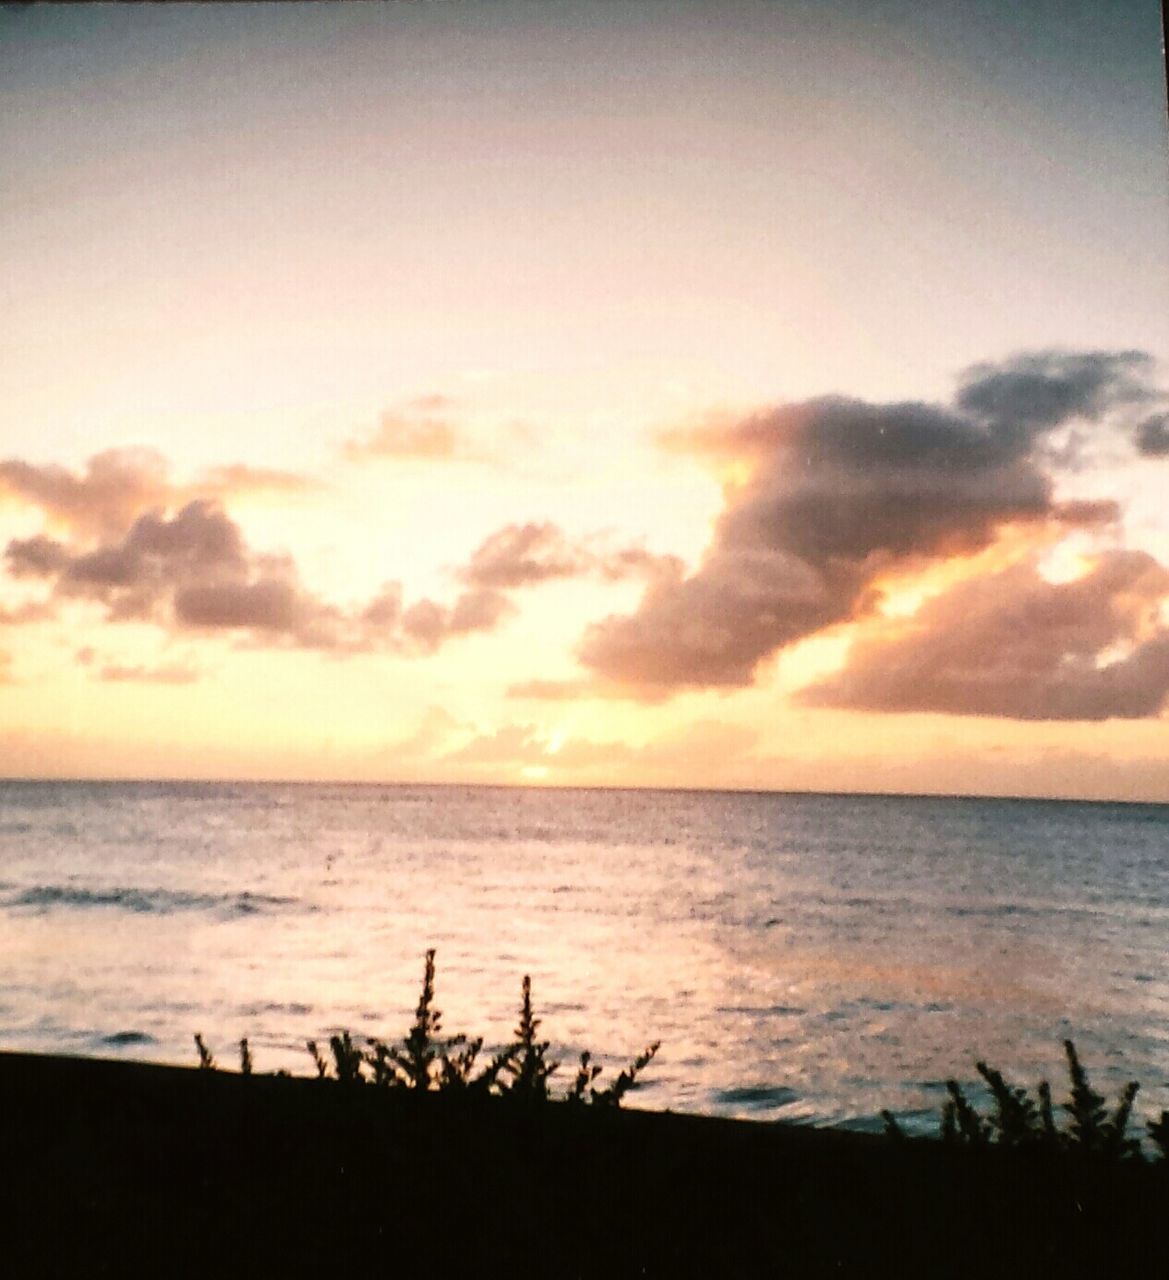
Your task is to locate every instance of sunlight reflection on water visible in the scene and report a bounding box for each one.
[2,780,1168,1134]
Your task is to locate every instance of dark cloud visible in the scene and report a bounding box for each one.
[462,522,588,588]
[1136,413,1169,457]
[0,448,314,538]
[3,498,508,656]
[460,521,681,591]
[955,350,1155,437]
[174,578,304,632]
[800,551,1169,721]
[6,534,72,579]
[581,349,1160,698]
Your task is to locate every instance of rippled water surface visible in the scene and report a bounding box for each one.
[3,780,1168,1134]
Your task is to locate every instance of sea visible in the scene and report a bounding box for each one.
[2,779,1168,1137]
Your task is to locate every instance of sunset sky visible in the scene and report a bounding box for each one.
[2,1,1168,799]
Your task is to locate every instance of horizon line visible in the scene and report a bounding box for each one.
[1,775,1165,809]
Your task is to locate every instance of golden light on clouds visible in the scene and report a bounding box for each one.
[1,4,1168,799]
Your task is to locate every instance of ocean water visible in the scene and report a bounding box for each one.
[2,779,1168,1136]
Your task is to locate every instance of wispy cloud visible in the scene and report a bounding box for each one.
[97,662,201,685]
[0,447,317,540]
[341,395,461,462]
[459,521,681,591]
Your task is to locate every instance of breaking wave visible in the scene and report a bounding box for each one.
[4,884,310,918]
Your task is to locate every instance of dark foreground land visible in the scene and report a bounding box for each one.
[1,1052,1163,1278]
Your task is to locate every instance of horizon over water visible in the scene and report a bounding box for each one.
[2,778,1168,1137]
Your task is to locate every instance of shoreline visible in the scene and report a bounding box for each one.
[1,1050,1162,1277]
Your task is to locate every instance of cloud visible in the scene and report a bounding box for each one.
[580,349,1158,698]
[442,717,760,778]
[461,522,590,588]
[1136,413,1169,457]
[3,498,508,655]
[97,663,201,685]
[196,463,318,496]
[397,589,514,655]
[342,396,460,462]
[506,678,595,700]
[459,521,682,591]
[799,550,1169,721]
[955,350,1155,436]
[340,396,546,468]
[0,448,170,538]
[0,599,55,624]
[0,447,316,539]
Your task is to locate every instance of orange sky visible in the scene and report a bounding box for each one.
[2,3,1169,800]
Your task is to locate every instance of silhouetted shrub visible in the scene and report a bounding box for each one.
[194,1033,216,1071]
[924,1042,1141,1159]
[976,1060,1045,1146]
[1147,1111,1169,1159]
[330,1031,364,1086]
[880,1109,905,1141]
[591,1041,660,1107]
[567,1051,602,1105]
[503,975,558,1101]
[306,1039,328,1079]
[195,948,658,1106]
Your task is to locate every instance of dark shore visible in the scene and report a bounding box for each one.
[0,1051,1162,1278]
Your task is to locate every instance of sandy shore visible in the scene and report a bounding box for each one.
[0,1050,1162,1277]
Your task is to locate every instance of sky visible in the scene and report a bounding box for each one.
[2,1,1168,799]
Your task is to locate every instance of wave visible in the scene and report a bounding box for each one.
[4,884,309,918]
[99,1030,157,1047]
[714,1083,800,1109]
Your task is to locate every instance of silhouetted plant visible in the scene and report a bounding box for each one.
[1147,1111,1169,1159]
[365,1037,393,1087]
[1101,1080,1140,1160]
[940,1097,957,1144]
[384,948,445,1090]
[943,1079,989,1146]
[1060,1040,1140,1158]
[194,1033,216,1071]
[504,975,558,1100]
[439,1036,485,1090]
[926,1042,1142,1159]
[881,1109,905,1141]
[1038,1080,1058,1144]
[466,1044,520,1096]
[591,1041,660,1108]
[567,1051,603,1105]
[1063,1039,1108,1149]
[195,948,658,1105]
[306,1039,328,1079]
[976,1060,1044,1146]
[330,1031,364,1086]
